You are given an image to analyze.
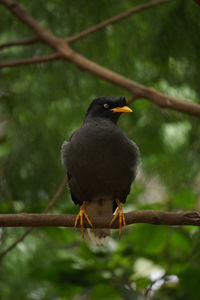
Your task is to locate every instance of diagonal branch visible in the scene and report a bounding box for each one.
[0,177,67,261]
[0,0,71,52]
[0,36,39,50]
[0,0,171,53]
[0,210,200,228]
[1,0,200,117]
[0,53,60,68]
[66,0,172,44]
[65,51,200,117]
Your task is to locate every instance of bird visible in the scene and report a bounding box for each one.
[61,96,139,244]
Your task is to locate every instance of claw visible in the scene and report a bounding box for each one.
[74,201,93,239]
[110,199,126,238]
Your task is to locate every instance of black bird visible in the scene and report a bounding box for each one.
[61,96,139,243]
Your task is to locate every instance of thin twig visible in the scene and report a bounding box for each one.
[0,210,199,228]
[66,0,172,44]
[0,53,60,68]
[43,177,67,213]
[0,177,67,261]
[145,273,167,298]
[127,94,139,105]
[0,36,39,50]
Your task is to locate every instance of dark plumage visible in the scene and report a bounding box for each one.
[61,96,139,243]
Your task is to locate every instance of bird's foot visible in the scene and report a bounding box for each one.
[110,199,126,238]
[74,201,93,239]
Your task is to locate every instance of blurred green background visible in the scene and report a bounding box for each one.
[0,0,200,299]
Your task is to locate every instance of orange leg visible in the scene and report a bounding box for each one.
[110,199,126,238]
[74,201,93,239]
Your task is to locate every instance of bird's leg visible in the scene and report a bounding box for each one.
[110,199,126,238]
[74,201,93,239]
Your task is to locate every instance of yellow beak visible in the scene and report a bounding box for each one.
[111,106,132,113]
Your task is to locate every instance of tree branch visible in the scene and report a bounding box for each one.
[0,210,200,228]
[65,51,200,117]
[66,0,172,44]
[0,53,60,68]
[1,0,200,117]
[0,0,71,52]
[0,36,39,50]
[195,0,200,6]
[0,177,67,261]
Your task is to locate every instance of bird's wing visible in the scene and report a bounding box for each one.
[61,131,76,168]
[61,139,82,206]
[61,140,69,169]
[61,140,73,182]
[129,139,140,172]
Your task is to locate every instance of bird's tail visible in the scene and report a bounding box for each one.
[85,199,113,245]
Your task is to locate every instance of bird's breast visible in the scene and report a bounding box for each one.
[69,123,136,175]
[67,121,138,200]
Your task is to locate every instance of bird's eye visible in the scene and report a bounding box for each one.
[104,103,109,109]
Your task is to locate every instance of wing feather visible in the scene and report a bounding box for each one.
[61,140,69,169]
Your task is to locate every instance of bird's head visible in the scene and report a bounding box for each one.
[85,96,132,123]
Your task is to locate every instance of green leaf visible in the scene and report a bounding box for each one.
[171,189,196,210]
[131,225,168,255]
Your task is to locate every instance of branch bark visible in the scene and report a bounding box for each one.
[0,210,200,228]
[66,0,172,44]
[0,0,71,51]
[1,0,200,117]
[0,53,60,68]
[0,0,171,49]
[0,177,67,261]
[65,51,200,117]
[0,36,39,50]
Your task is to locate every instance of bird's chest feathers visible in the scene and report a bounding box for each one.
[69,121,132,181]
[77,122,123,158]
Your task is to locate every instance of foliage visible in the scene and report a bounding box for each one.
[0,0,200,299]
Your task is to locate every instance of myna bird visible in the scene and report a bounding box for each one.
[61,96,139,244]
